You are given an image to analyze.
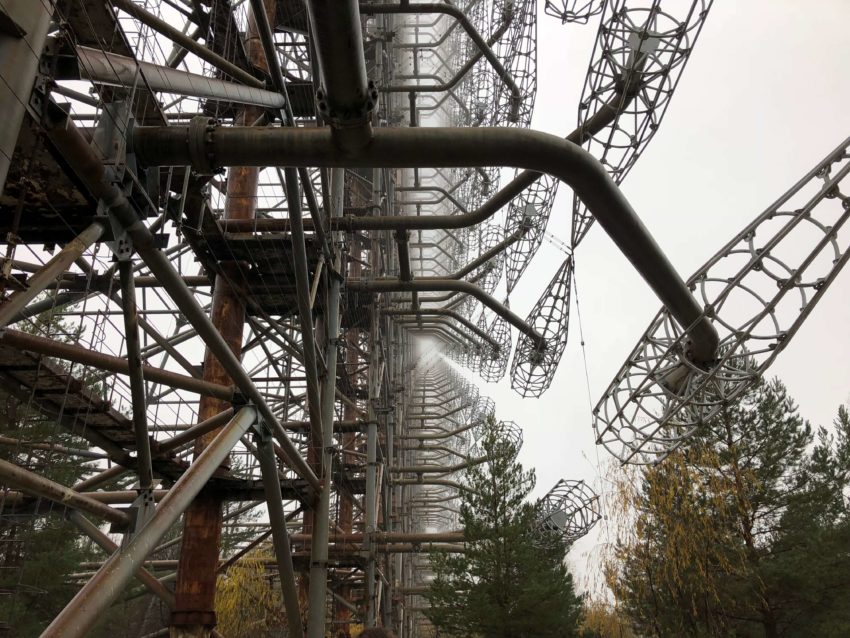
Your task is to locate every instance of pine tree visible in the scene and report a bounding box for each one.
[606,377,850,637]
[0,304,102,635]
[425,417,584,637]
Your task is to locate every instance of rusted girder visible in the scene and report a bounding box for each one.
[0,328,234,400]
[0,458,130,526]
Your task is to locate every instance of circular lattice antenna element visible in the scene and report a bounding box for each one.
[544,0,605,24]
[491,0,538,127]
[594,138,850,463]
[473,222,506,295]
[479,311,512,382]
[471,395,496,429]
[495,420,523,454]
[511,256,573,397]
[504,177,559,293]
[571,1,713,248]
[537,479,601,545]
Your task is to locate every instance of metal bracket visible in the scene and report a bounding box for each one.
[103,198,133,262]
[249,403,269,440]
[112,488,156,539]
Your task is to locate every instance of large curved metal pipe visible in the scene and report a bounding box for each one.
[362,3,521,121]
[133,124,718,361]
[218,86,637,236]
[358,278,543,348]
[383,308,500,351]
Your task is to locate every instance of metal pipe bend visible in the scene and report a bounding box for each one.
[132,124,719,362]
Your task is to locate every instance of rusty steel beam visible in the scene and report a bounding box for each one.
[0,458,130,526]
[0,328,234,400]
[172,3,279,632]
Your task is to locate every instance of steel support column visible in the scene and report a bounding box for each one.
[305,168,344,638]
[41,407,257,638]
[256,435,305,638]
[171,2,274,632]
[119,259,154,490]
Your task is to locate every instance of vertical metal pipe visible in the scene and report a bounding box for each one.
[365,417,379,626]
[305,168,344,638]
[41,407,257,638]
[284,167,325,444]
[0,0,53,192]
[256,435,305,638]
[172,3,275,631]
[0,222,105,328]
[119,260,153,490]
[383,409,396,630]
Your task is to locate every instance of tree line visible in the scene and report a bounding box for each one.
[2,303,848,637]
[590,377,850,637]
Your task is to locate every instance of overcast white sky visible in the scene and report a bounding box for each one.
[466,0,850,593]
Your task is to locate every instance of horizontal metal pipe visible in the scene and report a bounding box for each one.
[290,531,465,544]
[391,455,488,475]
[75,490,167,504]
[0,329,234,400]
[383,308,499,350]
[363,3,520,120]
[71,45,285,109]
[406,322,479,350]
[355,278,542,348]
[221,90,633,234]
[0,458,129,526]
[132,124,718,360]
[399,422,477,441]
[110,0,263,89]
[282,419,373,432]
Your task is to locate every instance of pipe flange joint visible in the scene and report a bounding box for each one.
[187,116,218,175]
[315,80,379,128]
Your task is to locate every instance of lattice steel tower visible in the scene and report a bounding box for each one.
[0,1,845,636]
